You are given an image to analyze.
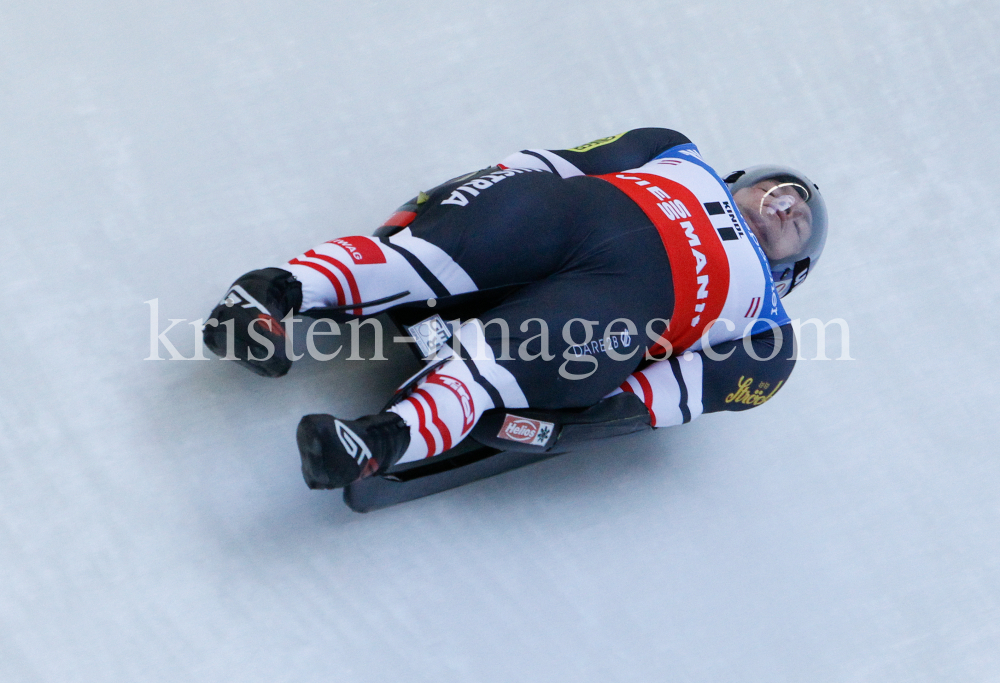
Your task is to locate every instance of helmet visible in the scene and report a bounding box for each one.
[724,165,827,297]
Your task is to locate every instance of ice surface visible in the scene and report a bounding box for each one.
[2,1,999,681]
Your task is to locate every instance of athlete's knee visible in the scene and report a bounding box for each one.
[283,234,476,316]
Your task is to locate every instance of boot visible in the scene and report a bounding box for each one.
[204,268,302,377]
[297,412,411,489]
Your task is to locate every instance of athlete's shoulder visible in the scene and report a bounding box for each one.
[497,128,695,178]
[619,127,693,149]
[541,128,694,177]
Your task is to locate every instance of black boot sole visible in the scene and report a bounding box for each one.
[203,312,292,378]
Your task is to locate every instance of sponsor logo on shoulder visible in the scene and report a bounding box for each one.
[567,132,625,153]
[334,420,372,467]
[497,415,554,447]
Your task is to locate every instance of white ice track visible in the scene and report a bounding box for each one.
[2,2,999,681]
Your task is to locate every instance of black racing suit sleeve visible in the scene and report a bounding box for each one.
[547,128,692,176]
[377,128,691,235]
[699,322,796,413]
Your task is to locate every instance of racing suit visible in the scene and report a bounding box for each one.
[280,128,795,463]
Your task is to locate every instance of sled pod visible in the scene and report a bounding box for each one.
[343,393,651,512]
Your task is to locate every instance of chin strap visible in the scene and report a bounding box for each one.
[784,257,811,296]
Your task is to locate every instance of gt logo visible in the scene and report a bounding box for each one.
[220,284,270,316]
[334,420,372,466]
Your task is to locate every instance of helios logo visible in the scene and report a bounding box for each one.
[497,415,554,447]
[334,420,372,466]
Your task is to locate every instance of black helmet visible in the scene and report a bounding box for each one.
[725,165,827,297]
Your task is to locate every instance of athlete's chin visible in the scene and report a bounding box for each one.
[757,231,788,262]
[746,219,769,249]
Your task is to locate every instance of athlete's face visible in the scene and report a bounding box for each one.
[733,179,813,261]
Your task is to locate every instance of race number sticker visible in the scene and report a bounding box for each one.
[497,415,554,447]
[407,314,452,358]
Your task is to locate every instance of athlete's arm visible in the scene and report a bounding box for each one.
[699,323,796,414]
[616,323,796,427]
[498,128,692,178]
[378,128,692,232]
